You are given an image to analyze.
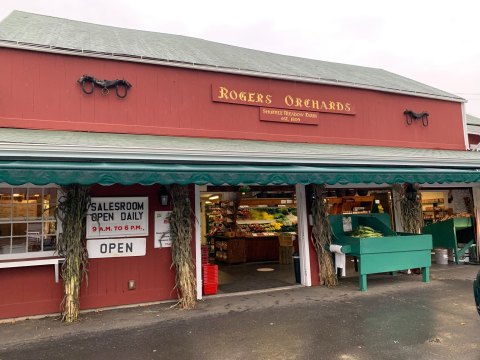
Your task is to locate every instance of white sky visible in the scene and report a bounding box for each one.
[1,0,479,117]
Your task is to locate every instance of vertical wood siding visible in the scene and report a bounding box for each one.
[0,48,465,150]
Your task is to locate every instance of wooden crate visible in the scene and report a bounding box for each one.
[278,234,294,246]
[279,245,293,264]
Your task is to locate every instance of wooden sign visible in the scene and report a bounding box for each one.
[212,83,355,115]
[260,108,319,125]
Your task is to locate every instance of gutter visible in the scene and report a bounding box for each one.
[1,143,480,169]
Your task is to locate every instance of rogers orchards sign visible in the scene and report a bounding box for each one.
[86,197,148,239]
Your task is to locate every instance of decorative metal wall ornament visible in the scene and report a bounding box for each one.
[77,75,132,98]
[404,109,429,127]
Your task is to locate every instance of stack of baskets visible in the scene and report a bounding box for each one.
[201,245,209,264]
[202,264,218,295]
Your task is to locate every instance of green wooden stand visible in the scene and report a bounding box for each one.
[330,214,432,291]
[422,217,475,264]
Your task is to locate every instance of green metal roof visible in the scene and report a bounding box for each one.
[467,114,480,126]
[468,125,480,136]
[0,11,464,102]
[0,128,479,168]
[467,114,480,135]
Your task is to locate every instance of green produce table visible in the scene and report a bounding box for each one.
[421,217,475,264]
[329,214,432,291]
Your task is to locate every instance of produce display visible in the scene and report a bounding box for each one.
[436,212,472,222]
[348,225,383,238]
[236,207,297,234]
[204,190,298,264]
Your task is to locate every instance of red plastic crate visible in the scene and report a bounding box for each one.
[201,245,209,264]
[202,264,218,277]
[203,283,218,295]
[202,264,218,295]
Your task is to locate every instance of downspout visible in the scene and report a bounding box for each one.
[194,185,202,300]
[462,102,469,150]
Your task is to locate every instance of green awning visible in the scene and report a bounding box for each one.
[1,161,480,186]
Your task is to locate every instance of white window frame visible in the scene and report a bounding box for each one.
[0,184,60,261]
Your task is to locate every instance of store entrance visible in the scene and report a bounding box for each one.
[200,185,300,294]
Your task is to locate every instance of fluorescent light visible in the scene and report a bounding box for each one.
[208,195,220,200]
[205,201,212,204]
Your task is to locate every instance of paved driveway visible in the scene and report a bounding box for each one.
[0,264,479,360]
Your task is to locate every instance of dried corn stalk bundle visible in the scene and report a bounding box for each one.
[168,184,197,309]
[56,185,90,322]
[393,183,423,233]
[310,184,338,287]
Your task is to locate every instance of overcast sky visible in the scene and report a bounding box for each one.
[1,0,479,117]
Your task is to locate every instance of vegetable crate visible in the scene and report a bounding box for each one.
[202,264,218,295]
[329,213,432,291]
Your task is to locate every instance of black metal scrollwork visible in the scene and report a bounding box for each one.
[77,75,132,99]
[404,109,429,127]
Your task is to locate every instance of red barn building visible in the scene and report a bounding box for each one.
[0,11,479,320]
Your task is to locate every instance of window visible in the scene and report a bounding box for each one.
[0,186,58,259]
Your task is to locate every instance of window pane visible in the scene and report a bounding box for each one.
[12,203,27,220]
[0,223,11,236]
[12,223,27,236]
[28,188,44,221]
[0,188,12,200]
[43,204,56,221]
[11,237,26,253]
[27,234,42,253]
[0,205,12,221]
[44,235,56,251]
[31,203,43,221]
[0,237,11,254]
[28,222,43,234]
[45,222,57,235]
[28,188,43,201]
[44,188,57,204]
[27,223,44,253]
[12,188,27,200]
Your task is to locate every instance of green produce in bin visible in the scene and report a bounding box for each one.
[329,213,432,291]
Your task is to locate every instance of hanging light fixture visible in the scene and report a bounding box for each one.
[158,186,170,206]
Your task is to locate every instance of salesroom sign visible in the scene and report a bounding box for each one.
[86,197,148,239]
[212,83,355,116]
[87,238,146,258]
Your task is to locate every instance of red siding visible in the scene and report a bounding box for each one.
[0,184,197,319]
[0,266,63,319]
[0,48,465,150]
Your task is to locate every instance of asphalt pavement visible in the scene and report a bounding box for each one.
[0,263,479,360]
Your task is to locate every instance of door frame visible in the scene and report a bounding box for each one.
[195,183,312,300]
